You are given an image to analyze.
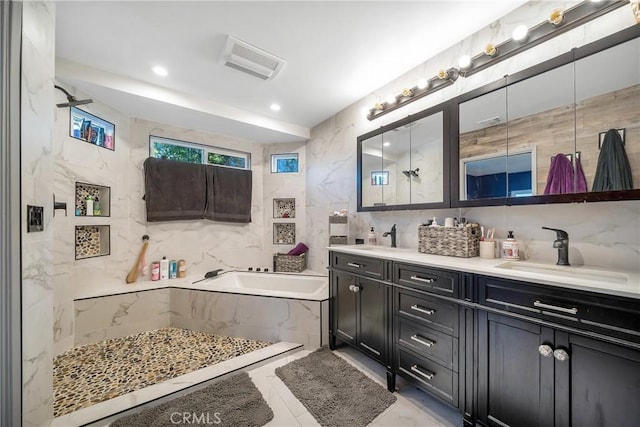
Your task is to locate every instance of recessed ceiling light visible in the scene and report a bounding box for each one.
[270,103,281,112]
[152,66,168,77]
[512,24,528,42]
[383,142,391,147]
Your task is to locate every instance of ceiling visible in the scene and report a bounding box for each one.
[55,1,527,144]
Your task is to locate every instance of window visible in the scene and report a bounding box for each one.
[149,136,250,170]
[271,153,299,173]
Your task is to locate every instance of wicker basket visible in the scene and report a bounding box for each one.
[418,224,480,258]
[273,252,307,272]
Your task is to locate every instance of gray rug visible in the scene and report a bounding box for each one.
[275,347,397,427]
[110,372,273,427]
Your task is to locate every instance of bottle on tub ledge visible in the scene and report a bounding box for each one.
[160,256,169,280]
[501,231,520,260]
[178,259,187,278]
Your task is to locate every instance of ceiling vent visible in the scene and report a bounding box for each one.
[223,36,285,80]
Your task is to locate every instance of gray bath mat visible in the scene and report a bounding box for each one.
[275,347,397,427]
[110,372,273,427]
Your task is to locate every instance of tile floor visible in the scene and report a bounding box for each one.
[53,327,271,417]
[86,345,461,427]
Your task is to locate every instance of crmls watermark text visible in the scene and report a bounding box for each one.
[170,412,222,425]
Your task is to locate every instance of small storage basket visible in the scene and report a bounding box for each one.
[418,224,480,258]
[273,252,307,272]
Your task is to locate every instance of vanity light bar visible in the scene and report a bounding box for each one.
[367,0,627,122]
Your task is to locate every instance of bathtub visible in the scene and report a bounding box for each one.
[195,271,328,301]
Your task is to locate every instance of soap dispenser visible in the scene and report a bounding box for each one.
[501,231,520,260]
[367,227,377,245]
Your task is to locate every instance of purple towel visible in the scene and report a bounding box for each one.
[544,154,575,195]
[287,242,308,256]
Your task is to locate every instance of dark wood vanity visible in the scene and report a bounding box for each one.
[329,249,640,427]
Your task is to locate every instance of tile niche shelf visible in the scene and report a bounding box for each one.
[75,182,110,217]
[274,223,296,245]
[273,198,295,218]
[75,225,110,260]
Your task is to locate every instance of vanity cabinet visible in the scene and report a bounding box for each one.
[329,253,392,371]
[476,275,640,427]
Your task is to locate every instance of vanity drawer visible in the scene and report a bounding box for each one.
[394,263,459,298]
[396,348,457,406]
[396,317,456,370]
[478,275,640,343]
[330,252,388,280]
[395,288,458,337]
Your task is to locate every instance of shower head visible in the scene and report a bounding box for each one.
[410,168,420,178]
[54,84,93,108]
[402,170,411,178]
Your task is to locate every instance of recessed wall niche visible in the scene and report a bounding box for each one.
[75,182,110,216]
[75,225,110,260]
[273,223,295,245]
[273,198,295,218]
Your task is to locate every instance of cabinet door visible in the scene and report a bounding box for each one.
[332,271,357,345]
[477,311,555,427]
[554,333,640,427]
[357,277,388,363]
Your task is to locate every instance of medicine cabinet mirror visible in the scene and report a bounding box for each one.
[454,26,640,207]
[358,104,449,211]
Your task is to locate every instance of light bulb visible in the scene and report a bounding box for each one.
[458,55,472,69]
[512,24,528,42]
[383,142,390,147]
[417,78,428,90]
[386,94,396,105]
[270,103,281,111]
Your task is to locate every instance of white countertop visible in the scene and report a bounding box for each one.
[329,245,640,300]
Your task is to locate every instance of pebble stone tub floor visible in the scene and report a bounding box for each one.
[53,327,271,417]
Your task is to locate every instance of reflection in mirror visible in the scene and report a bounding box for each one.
[361,133,384,207]
[382,123,411,206]
[459,87,507,200]
[507,62,576,195]
[410,111,444,204]
[461,149,535,200]
[575,37,640,193]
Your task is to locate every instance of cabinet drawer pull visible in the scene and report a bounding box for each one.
[347,262,362,268]
[410,275,436,284]
[352,285,360,293]
[410,304,435,315]
[533,300,578,315]
[410,334,435,348]
[410,364,435,380]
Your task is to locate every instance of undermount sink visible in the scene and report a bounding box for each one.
[495,262,629,284]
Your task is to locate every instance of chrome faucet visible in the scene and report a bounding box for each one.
[542,227,570,266]
[383,224,397,248]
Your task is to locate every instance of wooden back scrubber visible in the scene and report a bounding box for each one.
[126,234,149,284]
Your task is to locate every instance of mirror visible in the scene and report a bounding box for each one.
[358,108,446,211]
[575,37,640,193]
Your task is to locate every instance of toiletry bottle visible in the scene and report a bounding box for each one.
[151,262,160,281]
[93,197,101,216]
[368,227,377,245]
[169,260,177,279]
[178,259,187,278]
[160,256,169,280]
[86,195,94,216]
[501,231,520,260]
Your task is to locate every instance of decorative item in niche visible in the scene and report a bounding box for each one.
[69,107,115,150]
[75,225,110,260]
[371,171,389,186]
[274,223,295,245]
[273,198,295,218]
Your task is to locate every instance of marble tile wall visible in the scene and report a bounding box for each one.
[263,142,307,270]
[21,2,55,426]
[53,103,271,354]
[305,5,640,273]
[170,289,324,349]
[74,289,171,347]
